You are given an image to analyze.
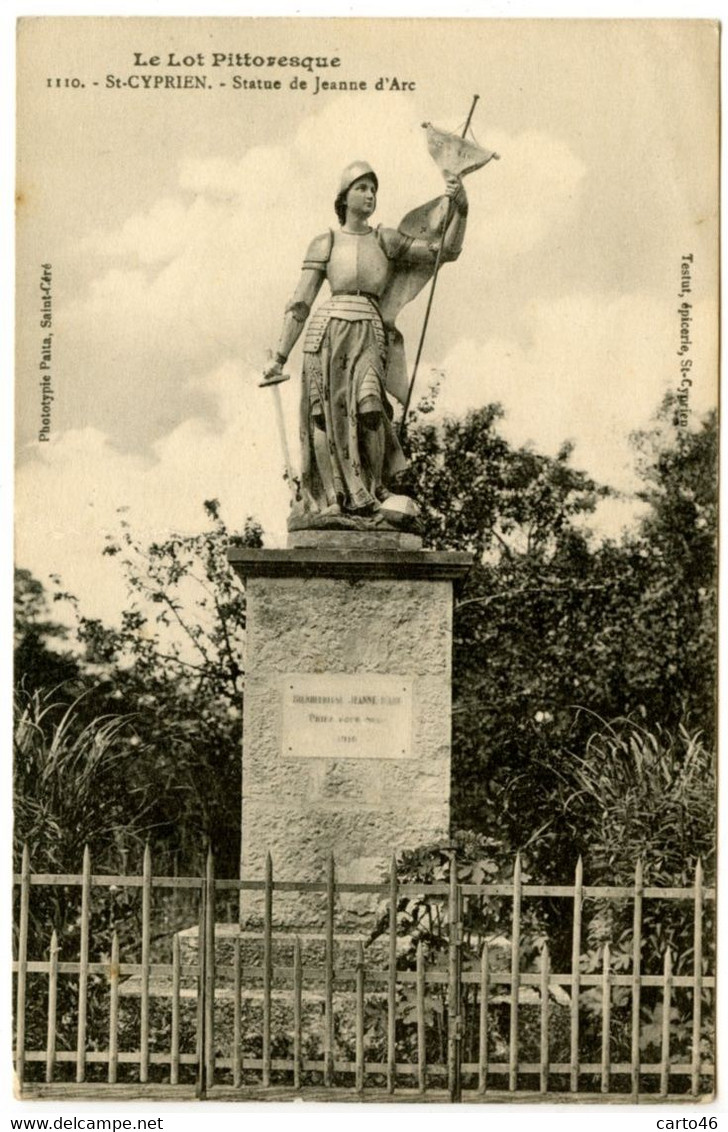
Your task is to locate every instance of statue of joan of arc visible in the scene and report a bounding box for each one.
[262,126,496,532]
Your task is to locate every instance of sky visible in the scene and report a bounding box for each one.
[14,17,719,627]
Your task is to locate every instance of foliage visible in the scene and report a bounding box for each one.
[525,714,714,1075]
[13,691,157,1067]
[553,717,715,889]
[629,404,717,738]
[16,400,715,885]
[13,688,159,964]
[92,497,262,702]
[370,831,545,957]
[554,716,715,1067]
[42,500,263,877]
[401,402,718,887]
[14,690,148,873]
[395,391,717,1081]
[14,567,80,695]
[364,834,564,1070]
[403,401,607,558]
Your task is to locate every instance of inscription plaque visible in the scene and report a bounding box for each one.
[282,674,413,760]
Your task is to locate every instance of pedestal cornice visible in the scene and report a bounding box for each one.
[227,546,473,582]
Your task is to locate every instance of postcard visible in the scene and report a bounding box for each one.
[13,17,719,1107]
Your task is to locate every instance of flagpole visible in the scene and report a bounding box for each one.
[398,94,480,439]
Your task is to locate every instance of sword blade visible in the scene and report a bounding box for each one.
[271,382,297,499]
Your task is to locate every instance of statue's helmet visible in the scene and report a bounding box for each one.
[338,161,379,197]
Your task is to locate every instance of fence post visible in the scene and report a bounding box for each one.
[15,844,30,1090]
[478,942,489,1096]
[447,846,462,1103]
[416,939,426,1095]
[294,936,303,1091]
[508,852,522,1093]
[630,858,644,1101]
[262,851,273,1089]
[108,931,119,1085]
[569,855,583,1094]
[539,943,550,1094]
[660,947,673,1097]
[355,940,365,1094]
[204,846,216,1093]
[76,845,91,1084]
[140,843,152,1084]
[171,933,180,1087]
[195,847,208,1099]
[386,853,399,1094]
[600,941,612,1094]
[691,858,704,1097]
[46,929,59,1084]
[324,852,335,1087]
[232,936,241,1090]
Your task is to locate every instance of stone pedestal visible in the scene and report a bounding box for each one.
[228,541,471,925]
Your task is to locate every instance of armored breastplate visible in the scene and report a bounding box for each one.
[325,230,390,297]
[303,230,390,356]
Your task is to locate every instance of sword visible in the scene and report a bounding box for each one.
[259,367,299,500]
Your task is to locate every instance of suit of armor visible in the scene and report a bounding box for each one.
[271,167,467,525]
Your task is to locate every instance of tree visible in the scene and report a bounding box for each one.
[14,567,80,695]
[35,500,263,877]
[402,401,716,884]
[403,404,614,864]
[626,403,717,738]
[404,402,607,557]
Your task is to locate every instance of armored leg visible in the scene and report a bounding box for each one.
[360,410,385,499]
[312,414,339,510]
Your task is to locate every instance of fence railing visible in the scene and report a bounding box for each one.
[13,845,715,1101]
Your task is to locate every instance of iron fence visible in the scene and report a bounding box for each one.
[13,844,715,1102]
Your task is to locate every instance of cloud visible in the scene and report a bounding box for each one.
[430,292,717,494]
[468,128,587,261]
[39,104,588,462]
[62,103,586,403]
[19,91,717,630]
[16,288,717,630]
[15,360,294,626]
[85,197,192,264]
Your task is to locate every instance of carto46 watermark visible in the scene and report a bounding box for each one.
[656,1120,718,1129]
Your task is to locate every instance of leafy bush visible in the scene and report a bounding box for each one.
[14,690,149,874]
[556,717,715,891]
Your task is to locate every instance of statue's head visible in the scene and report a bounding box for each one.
[335,161,378,225]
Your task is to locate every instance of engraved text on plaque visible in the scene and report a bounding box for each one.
[282,674,413,760]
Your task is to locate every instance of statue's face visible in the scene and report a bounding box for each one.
[346,175,377,218]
